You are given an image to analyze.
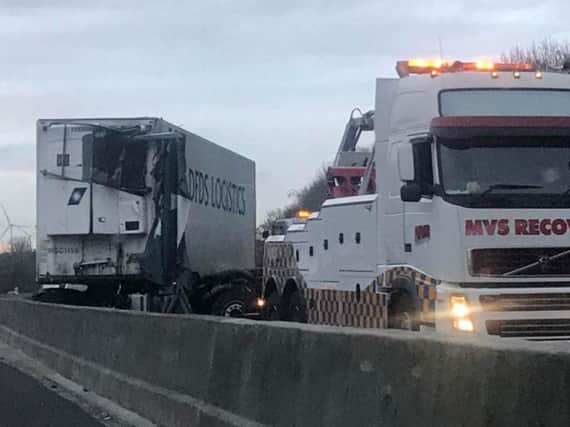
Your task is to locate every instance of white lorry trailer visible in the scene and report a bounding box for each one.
[263,60,570,339]
[35,117,258,315]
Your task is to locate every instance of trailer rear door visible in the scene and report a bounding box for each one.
[38,124,92,235]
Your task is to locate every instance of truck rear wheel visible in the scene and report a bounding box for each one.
[211,288,249,317]
[281,291,308,323]
[262,292,281,321]
[388,292,419,331]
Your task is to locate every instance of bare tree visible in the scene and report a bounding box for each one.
[293,167,329,213]
[280,167,329,218]
[502,38,570,70]
[261,167,329,232]
[11,236,32,254]
[261,208,285,231]
[0,251,36,294]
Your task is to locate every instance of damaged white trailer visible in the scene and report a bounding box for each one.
[35,117,258,315]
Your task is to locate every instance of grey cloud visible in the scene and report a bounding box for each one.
[2,1,565,56]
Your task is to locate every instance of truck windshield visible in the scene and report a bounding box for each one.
[440,89,570,116]
[437,135,570,208]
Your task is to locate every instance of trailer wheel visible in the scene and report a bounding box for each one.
[281,291,308,323]
[211,288,249,317]
[388,292,419,331]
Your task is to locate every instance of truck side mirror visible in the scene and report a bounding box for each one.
[262,230,270,239]
[397,143,415,182]
[400,183,422,202]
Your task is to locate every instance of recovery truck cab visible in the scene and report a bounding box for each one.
[263,60,570,339]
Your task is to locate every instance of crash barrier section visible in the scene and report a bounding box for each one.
[0,297,568,427]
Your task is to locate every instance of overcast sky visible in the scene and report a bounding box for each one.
[0,0,569,240]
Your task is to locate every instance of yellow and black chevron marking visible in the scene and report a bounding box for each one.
[263,242,305,290]
[379,266,439,324]
[303,288,388,329]
[263,244,296,269]
[265,242,439,327]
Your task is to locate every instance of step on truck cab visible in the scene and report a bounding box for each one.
[35,117,259,316]
[263,59,570,339]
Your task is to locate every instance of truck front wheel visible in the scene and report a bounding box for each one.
[281,291,308,323]
[388,292,420,331]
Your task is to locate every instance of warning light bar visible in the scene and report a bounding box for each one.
[396,60,535,77]
[408,59,446,69]
[475,60,495,71]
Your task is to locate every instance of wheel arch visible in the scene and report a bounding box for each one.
[263,277,279,299]
[389,275,421,313]
[282,278,299,298]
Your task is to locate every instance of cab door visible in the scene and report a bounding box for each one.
[402,138,435,267]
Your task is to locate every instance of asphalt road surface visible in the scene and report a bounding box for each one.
[0,361,104,427]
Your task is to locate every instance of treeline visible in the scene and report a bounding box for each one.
[0,251,37,294]
[262,167,329,229]
[502,38,570,70]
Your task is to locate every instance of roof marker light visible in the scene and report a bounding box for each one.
[476,60,494,70]
[409,59,444,69]
[296,209,312,219]
[535,70,543,79]
[430,70,439,78]
[491,71,499,79]
[408,59,427,68]
[513,70,521,79]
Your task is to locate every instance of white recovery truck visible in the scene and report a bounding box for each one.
[35,117,259,315]
[263,59,570,339]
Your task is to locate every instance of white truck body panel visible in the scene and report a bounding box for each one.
[176,131,256,275]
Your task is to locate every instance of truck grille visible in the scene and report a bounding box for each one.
[480,293,570,311]
[470,247,570,276]
[486,319,570,338]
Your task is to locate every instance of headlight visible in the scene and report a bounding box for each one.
[450,295,474,332]
[450,295,470,318]
[453,318,474,332]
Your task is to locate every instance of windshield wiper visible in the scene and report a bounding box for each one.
[481,184,543,195]
[504,248,570,276]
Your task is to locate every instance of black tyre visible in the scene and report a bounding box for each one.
[281,291,308,323]
[388,292,420,331]
[211,287,250,317]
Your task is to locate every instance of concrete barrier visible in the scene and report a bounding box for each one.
[0,297,569,427]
